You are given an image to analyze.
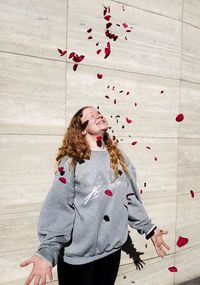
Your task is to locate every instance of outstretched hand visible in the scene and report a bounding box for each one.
[151,229,170,258]
[20,255,53,285]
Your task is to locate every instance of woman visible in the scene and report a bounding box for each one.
[20,106,170,285]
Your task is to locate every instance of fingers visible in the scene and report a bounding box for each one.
[20,258,32,267]
[47,269,53,282]
[34,275,41,285]
[41,274,46,285]
[162,241,170,250]
[24,271,34,285]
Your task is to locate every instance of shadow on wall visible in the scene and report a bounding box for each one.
[178,277,200,285]
[121,233,145,270]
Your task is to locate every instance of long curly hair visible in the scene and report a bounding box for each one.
[55,106,130,179]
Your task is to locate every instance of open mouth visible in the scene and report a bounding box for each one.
[97,120,105,125]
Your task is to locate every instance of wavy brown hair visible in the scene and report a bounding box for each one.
[55,106,130,179]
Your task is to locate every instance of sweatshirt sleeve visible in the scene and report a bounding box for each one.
[122,151,156,236]
[36,156,76,267]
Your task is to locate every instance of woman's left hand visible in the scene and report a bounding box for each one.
[151,229,170,258]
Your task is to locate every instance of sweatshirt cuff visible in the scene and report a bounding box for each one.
[36,247,59,267]
[145,225,157,240]
[34,253,53,267]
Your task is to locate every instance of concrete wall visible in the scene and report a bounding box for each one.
[0,0,200,284]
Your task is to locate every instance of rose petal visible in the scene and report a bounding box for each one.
[69,52,76,59]
[160,90,164,94]
[176,236,189,248]
[146,146,151,149]
[131,141,137,145]
[176,113,184,122]
[106,22,112,29]
[154,156,158,161]
[105,189,113,196]
[96,136,102,141]
[134,102,137,107]
[97,73,103,79]
[114,99,116,104]
[168,266,178,272]
[126,91,130,95]
[125,36,128,40]
[126,29,131,32]
[126,117,132,123]
[88,36,93,39]
[97,49,102,54]
[104,15,111,21]
[57,48,67,56]
[59,177,67,184]
[87,28,92,33]
[58,167,64,172]
[96,42,99,46]
[73,64,78,71]
[122,23,128,28]
[105,95,110,99]
[190,190,195,198]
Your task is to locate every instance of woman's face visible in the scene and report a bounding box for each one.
[80,107,108,136]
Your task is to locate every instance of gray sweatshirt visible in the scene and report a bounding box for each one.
[36,149,155,266]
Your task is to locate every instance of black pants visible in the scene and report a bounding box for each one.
[57,249,121,285]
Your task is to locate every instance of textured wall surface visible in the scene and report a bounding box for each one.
[0,0,200,284]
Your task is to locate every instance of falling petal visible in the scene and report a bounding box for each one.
[97,49,102,54]
[105,95,110,99]
[176,236,189,247]
[114,99,116,104]
[146,146,151,149]
[168,266,178,272]
[87,28,92,33]
[190,190,195,198]
[96,136,102,141]
[96,42,99,46]
[57,48,67,56]
[107,85,110,89]
[112,86,115,90]
[126,91,130,95]
[122,5,125,11]
[131,141,137,145]
[104,215,110,222]
[59,177,67,184]
[116,23,120,27]
[126,29,131,32]
[73,54,85,62]
[161,90,164,94]
[125,36,128,40]
[104,15,111,21]
[73,64,78,71]
[119,90,123,93]
[140,189,143,194]
[122,125,125,129]
[126,117,132,123]
[88,36,93,39]
[69,52,76,59]
[97,73,103,79]
[134,102,137,107]
[154,157,158,161]
[105,189,113,196]
[176,113,184,122]
[58,167,64,172]
[144,182,146,187]
[122,23,128,28]
[106,22,112,29]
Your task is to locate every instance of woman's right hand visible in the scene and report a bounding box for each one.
[20,255,53,285]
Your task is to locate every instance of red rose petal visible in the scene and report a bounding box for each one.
[126,29,131,32]
[87,28,92,33]
[134,102,137,107]
[176,236,189,248]
[122,23,128,28]
[114,99,116,104]
[176,113,184,122]
[146,146,151,149]
[154,156,158,161]
[190,190,195,198]
[105,189,113,196]
[69,52,76,59]
[168,266,178,272]
[59,177,67,184]
[104,15,111,21]
[96,42,99,46]
[106,22,112,29]
[73,55,85,63]
[97,49,102,54]
[96,136,102,141]
[88,36,93,40]
[97,73,103,79]
[58,167,64,172]
[131,141,137,145]
[73,64,78,71]
[119,90,123,93]
[105,95,110,99]
[161,90,164,94]
[57,48,67,56]
[126,117,132,124]
[126,91,130,95]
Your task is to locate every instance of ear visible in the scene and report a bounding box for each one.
[81,130,87,136]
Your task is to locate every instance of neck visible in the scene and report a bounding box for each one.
[86,133,106,151]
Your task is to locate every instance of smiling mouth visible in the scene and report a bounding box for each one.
[97,120,105,125]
